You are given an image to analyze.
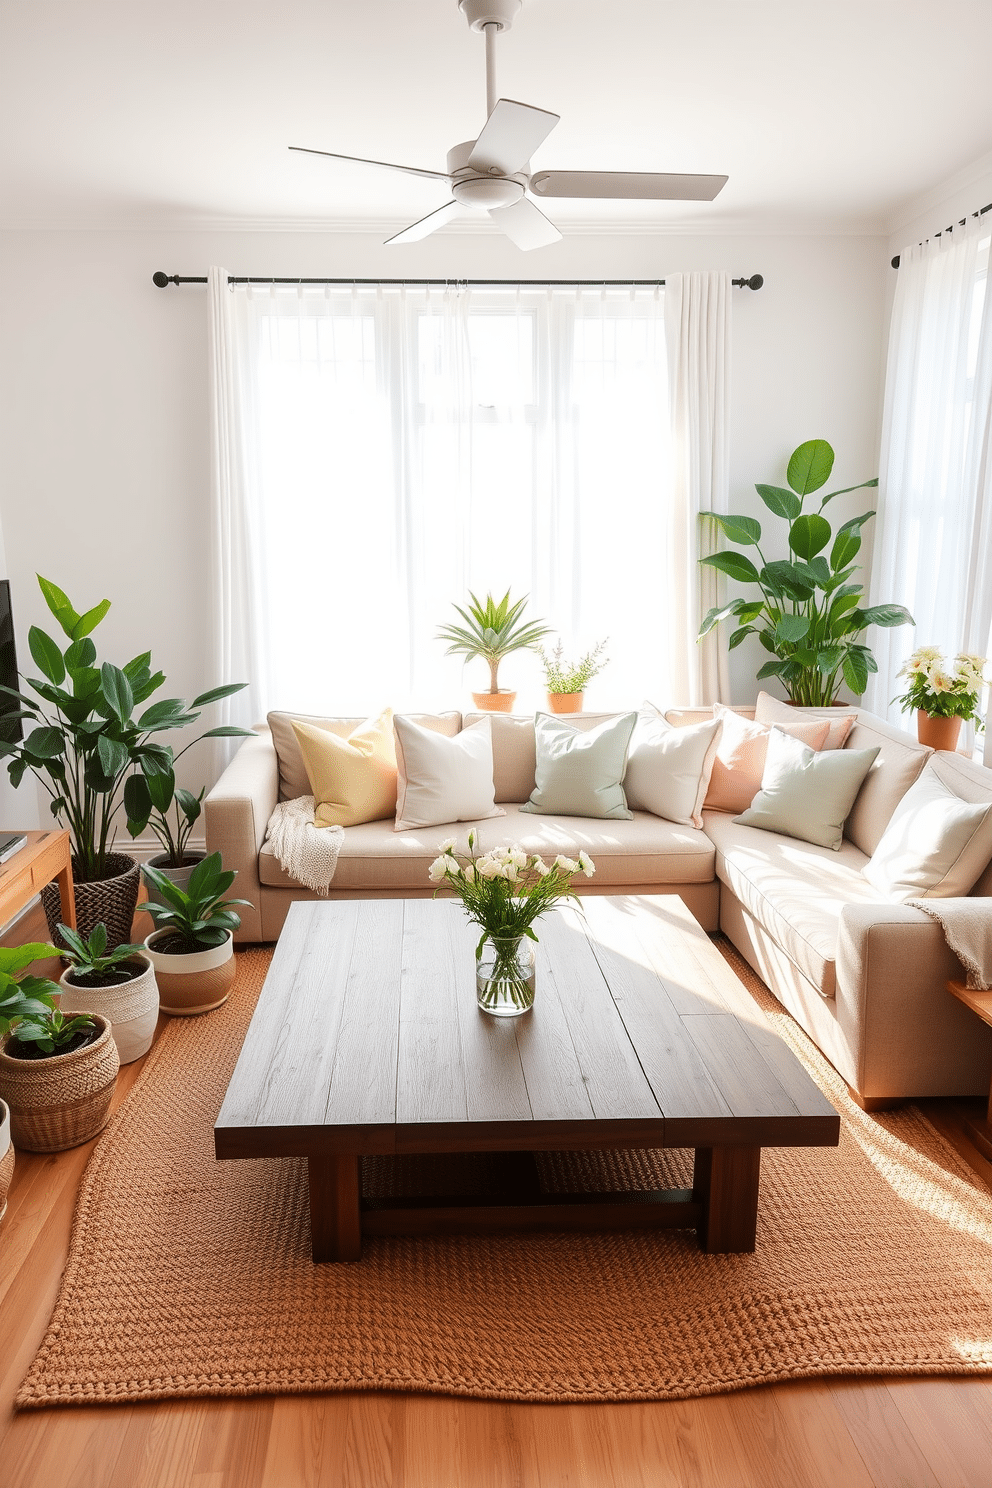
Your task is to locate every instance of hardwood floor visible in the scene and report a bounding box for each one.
[2,901,991,1487]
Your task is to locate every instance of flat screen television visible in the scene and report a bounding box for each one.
[0,580,23,745]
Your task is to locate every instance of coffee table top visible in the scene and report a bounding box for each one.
[216,895,838,1159]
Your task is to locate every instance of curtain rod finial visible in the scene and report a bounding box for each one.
[152,271,173,288]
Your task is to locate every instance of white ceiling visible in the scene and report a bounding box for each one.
[3,0,992,236]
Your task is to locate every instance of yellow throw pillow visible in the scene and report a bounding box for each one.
[291,709,397,828]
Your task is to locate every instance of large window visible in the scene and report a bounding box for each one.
[238,283,671,714]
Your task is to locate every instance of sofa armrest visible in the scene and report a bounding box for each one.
[835,901,992,1099]
[204,730,278,943]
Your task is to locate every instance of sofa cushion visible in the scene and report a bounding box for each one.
[862,759,992,900]
[623,705,722,828]
[463,711,623,804]
[291,710,397,828]
[268,709,460,801]
[704,706,830,814]
[734,728,879,850]
[842,715,932,856]
[928,751,992,898]
[521,712,637,820]
[259,803,716,893]
[704,809,880,998]
[753,690,856,750]
[394,714,503,831]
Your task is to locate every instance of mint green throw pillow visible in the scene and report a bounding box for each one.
[521,712,637,820]
[734,727,880,850]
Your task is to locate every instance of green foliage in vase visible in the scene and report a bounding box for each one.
[436,589,552,694]
[141,851,251,953]
[0,943,59,1036]
[56,922,146,985]
[8,1006,101,1057]
[698,440,914,706]
[539,639,609,695]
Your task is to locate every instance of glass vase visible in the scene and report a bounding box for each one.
[476,935,536,1017]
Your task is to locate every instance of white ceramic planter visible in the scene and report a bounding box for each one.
[59,953,159,1064]
[143,930,236,1016]
[0,1099,13,1224]
[141,853,206,909]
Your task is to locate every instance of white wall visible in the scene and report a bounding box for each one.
[0,224,888,827]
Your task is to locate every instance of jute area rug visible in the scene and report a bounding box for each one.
[17,941,992,1409]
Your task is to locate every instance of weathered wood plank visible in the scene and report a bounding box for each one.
[322,898,405,1129]
[395,899,470,1128]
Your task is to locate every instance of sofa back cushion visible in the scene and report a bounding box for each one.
[753,690,856,751]
[928,751,992,897]
[268,710,461,801]
[862,759,992,899]
[842,715,932,856]
[463,711,625,803]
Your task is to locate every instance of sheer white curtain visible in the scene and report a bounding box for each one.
[866,218,992,743]
[664,272,732,704]
[208,275,677,718]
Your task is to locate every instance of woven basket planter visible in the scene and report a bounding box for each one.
[59,954,159,1064]
[0,1015,120,1153]
[41,853,140,951]
[143,930,236,1016]
[0,1099,12,1223]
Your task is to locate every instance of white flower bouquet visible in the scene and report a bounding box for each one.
[429,832,595,1011]
[894,647,989,726]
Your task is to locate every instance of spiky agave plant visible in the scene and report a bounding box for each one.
[436,590,552,695]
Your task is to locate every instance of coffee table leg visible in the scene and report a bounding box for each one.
[693,1146,761,1253]
[308,1154,361,1262]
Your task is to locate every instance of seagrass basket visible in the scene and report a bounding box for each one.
[40,853,140,950]
[0,1015,120,1153]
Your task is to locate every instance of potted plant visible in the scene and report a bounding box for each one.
[0,944,119,1152]
[698,439,914,705]
[141,852,251,1016]
[437,589,552,711]
[0,943,61,1208]
[538,639,608,714]
[893,646,989,751]
[56,921,159,1064]
[0,575,249,946]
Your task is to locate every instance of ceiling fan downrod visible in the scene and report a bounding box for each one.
[458,0,523,118]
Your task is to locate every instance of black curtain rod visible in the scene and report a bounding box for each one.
[890,201,991,269]
[152,271,764,290]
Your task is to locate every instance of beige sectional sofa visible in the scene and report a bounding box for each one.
[204,705,992,1106]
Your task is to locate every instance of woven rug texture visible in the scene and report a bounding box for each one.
[16,940,992,1408]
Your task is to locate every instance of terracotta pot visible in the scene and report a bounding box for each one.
[471,691,517,713]
[143,929,236,1016]
[40,853,140,951]
[0,1099,12,1223]
[59,953,159,1064]
[916,711,962,752]
[546,692,583,714]
[0,1014,119,1153]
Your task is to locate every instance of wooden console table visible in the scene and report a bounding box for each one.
[946,979,992,1165]
[0,829,75,934]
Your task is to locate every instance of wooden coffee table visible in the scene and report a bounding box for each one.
[215,894,839,1261]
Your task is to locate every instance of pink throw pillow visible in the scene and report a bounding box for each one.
[703,705,831,814]
[753,690,855,751]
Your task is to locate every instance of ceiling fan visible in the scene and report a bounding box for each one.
[290,0,728,251]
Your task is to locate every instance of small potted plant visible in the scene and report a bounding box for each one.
[0,946,59,1211]
[436,589,552,711]
[0,944,119,1153]
[56,921,159,1064]
[893,647,989,751]
[538,639,608,713]
[141,852,251,1016]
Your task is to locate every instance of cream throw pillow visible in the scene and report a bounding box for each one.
[394,715,504,832]
[291,710,397,828]
[704,705,831,814]
[623,704,722,828]
[862,762,992,900]
[753,689,856,751]
[734,727,880,850]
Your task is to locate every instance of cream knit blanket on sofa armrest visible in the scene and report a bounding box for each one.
[265,796,344,896]
[911,898,992,990]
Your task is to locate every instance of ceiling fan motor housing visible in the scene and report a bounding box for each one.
[458,0,521,32]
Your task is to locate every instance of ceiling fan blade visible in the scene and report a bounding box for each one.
[467,99,560,177]
[489,196,562,251]
[384,199,462,246]
[530,171,729,202]
[289,146,450,183]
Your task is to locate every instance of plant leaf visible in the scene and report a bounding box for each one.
[37,575,80,637]
[789,513,832,561]
[27,626,66,685]
[858,603,915,628]
[819,478,879,507]
[699,551,761,584]
[775,614,811,644]
[702,512,762,546]
[787,439,834,496]
[190,682,248,709]
[100,663,134,725]
[842,649,869,694]
[70,599,111,640]
[756,484,801,521]
[728,626,755,650]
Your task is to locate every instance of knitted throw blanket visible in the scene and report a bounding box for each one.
[265,796,344,896]
[912,898,992,990]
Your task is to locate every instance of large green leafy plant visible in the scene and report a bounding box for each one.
[0,576,248,883]
[698,439,914,705]
[437,590,551,694]
[141,852,251,954]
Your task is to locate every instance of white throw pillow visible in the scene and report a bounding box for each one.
[862,762,992,900]
[734,727,880,850]
[623,704,722,828]
[393,715,504,832]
